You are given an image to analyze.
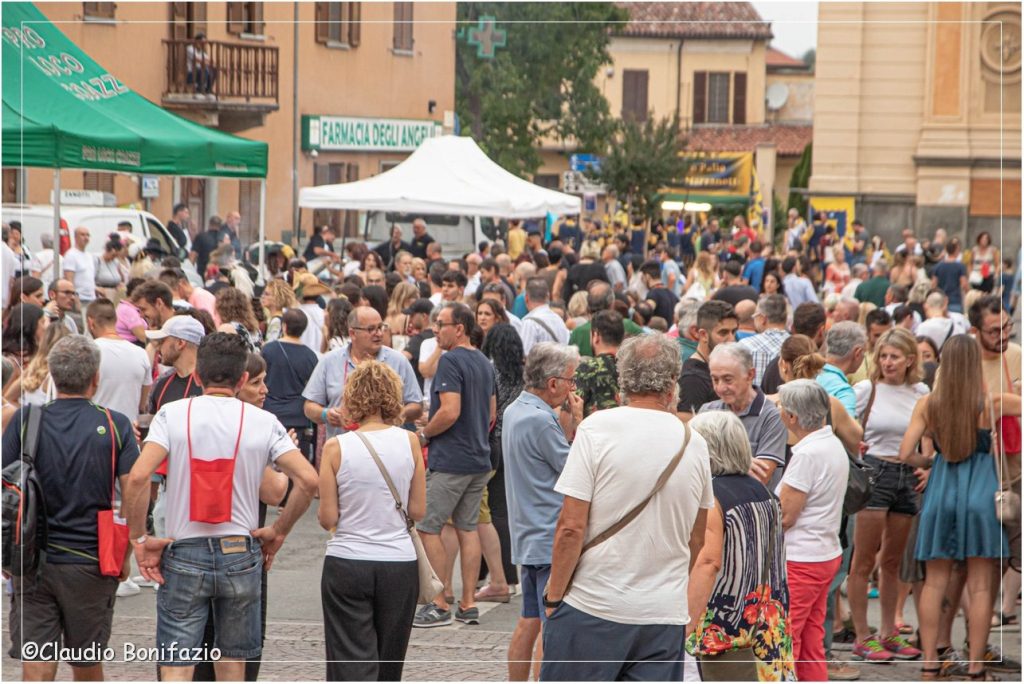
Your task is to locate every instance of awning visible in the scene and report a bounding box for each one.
[1,2,267,178]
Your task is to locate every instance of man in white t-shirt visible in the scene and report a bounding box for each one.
[28,231,56,291]
[776,379,849,683]
[520,277,569,357]
[63,226,97,304]
[916,290,969,353]
[0,234,18,311]
[124,332,319,681]
[86,299,152,422]
[541,334,714,681]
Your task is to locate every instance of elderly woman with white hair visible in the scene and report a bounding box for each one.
[687,410,795,682]
[775,380,849,683]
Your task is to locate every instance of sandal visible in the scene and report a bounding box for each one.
[474,584,511,603]
[968,669,993,681]
[991,611,1019,628]
[896,621,914,634]
[921,666,943,681]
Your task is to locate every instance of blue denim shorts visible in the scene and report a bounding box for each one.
[520,564,551,622]
[156,536,263,665]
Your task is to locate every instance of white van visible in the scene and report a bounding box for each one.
[1,204,183,260]
[361,211,502,258]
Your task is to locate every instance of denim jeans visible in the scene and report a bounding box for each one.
[156,536,263,665]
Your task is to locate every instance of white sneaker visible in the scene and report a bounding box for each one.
[116,578,141,597]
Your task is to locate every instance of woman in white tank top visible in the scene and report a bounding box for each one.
[318,360,425,682]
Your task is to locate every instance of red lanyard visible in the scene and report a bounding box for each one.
[186,397,245,462]
[156,373,197,411]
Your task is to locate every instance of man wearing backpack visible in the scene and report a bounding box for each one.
[2,335,140,681]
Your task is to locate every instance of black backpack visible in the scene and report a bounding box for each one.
[2,405,48,576]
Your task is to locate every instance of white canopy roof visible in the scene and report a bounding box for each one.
[298,135,581,218]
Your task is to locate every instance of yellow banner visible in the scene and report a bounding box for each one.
[672,152,753,198]
[809,196,856,250]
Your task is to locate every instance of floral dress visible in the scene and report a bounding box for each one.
[688,474,795,681]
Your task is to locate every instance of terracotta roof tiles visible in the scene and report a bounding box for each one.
[685,124,813,156]
[617,2,773,41]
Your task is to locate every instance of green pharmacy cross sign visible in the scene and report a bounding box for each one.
[467,16,506,59]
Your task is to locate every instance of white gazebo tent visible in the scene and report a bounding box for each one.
[299,135,581,220]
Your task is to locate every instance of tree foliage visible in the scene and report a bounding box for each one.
[455,3,628,177]
[802,48,816,69]
[787,142,812,219]
[593,115,688,222]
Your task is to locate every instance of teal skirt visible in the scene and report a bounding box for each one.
[915,431,1007,562]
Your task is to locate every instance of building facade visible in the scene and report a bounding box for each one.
[810,1,1021,254]
[3,1,456,244]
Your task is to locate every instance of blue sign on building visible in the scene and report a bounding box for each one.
[570,154,602,173]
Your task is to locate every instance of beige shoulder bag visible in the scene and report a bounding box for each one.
[354,431,445,604]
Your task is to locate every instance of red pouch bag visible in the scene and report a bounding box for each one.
[97,410,129,577]
[1000,354,1022,454]
[187,399,245,524]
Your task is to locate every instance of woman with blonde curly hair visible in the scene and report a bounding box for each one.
[261,279,298,343]
[215,286,262,351]
[318,361,426,681]
[687,251,720,300]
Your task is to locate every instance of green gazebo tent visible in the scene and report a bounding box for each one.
[1,2,269,270]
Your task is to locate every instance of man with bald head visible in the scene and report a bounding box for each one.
[410,218,434,260]
[831,298,861,325]
[303,306,423,438]
[734,300,758,341]
[219,211,242,259]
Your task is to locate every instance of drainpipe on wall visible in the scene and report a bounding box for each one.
[291,1,300,245]
[675,39,683,135]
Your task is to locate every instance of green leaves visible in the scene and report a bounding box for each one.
[594,114,689,221]
[455,2,628,177]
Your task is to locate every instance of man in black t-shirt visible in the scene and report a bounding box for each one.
[3,335,139,681]
[166,202,191,253]
[410,218,435,260]
[713,261,759,307]
[146,316,205,415]
[676,300,737,419]
[639,260,679,323]
[302,226,340,265]
[374,225,413,270]
[402,298,436,391]
[190,215,224,278]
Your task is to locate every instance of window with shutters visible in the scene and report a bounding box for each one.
[533,174,560,190]
[83,171,115,194]
[226,2,264,36]
[621,70,649,122]
[393,2,414,52]
[169,2,207,40]
[315,2,361,47]
[83,2,116,20]
[692,71,747,125]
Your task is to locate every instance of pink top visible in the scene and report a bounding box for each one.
[189,287,217,319]
[116,299,148,342]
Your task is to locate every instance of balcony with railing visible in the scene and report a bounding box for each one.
[162,38,279,131]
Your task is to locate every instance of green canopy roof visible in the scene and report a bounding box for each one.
[1,2,267,178]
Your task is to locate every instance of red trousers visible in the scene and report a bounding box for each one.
[787,556,842,682]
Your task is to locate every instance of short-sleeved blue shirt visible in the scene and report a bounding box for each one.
[263,340,319,427]
[428,346,495,474]
[501,391,570,565]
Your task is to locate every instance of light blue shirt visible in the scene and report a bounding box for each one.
[783,273,819,309]
[662,259,684,296]
[816,363,857,418]
[302,344,422,438]
[502,391,570,565]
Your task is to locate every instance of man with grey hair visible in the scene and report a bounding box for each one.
[739,293,790,386]
[819,321,867,417]
[502,342,583,680]
[28,231,56,291]
[602,244,627,292]
[842,262,870,300]
[520,277,569,356]
[3,335,140,682]
[701,343,787,486]
[568,280,642,357]
[775,379,849,683]
[674,298,701,363]
[831,297,861,325]
[542,334,714,680]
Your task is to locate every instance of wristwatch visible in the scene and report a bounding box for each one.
[134,534,148,545]
[542,592,562,609]
[417,430,430,445]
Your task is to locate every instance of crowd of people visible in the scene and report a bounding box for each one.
[0,207,1021,683]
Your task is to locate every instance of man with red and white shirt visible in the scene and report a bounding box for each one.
[124,333,318,681]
